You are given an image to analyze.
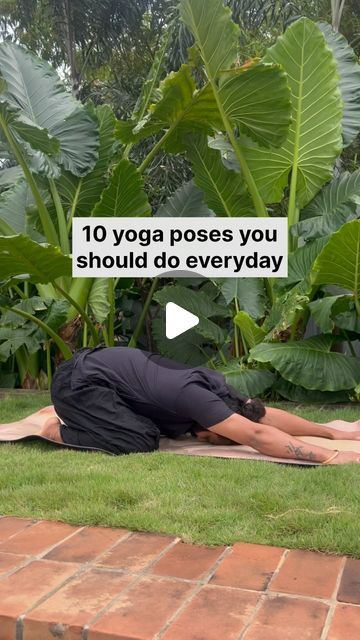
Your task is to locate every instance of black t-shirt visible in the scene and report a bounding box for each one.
[76,346,235,437]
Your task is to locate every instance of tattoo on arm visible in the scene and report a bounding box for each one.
[286,443,317,462]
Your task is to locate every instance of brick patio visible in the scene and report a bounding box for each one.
[0,517,358,640]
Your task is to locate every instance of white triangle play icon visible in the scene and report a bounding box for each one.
[165,302,199,339]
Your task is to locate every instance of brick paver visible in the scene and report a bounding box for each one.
[0,515,357,640]
[327,604,360,640]
[337,558,360,604]
[269,549,343,598]
[150,541,226,580]
[210,542,285,590]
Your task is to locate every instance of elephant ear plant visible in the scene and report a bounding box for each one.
[146,3,360,402]
[0,0,359,398]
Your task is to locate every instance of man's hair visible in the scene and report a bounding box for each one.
[221,384,266,423]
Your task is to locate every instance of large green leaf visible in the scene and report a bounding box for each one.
[0,325,40,361]
[292,169,360,240]
[179,0,240,80]
[0,101,59,156]
[308,295,354,333]
[311,220,360,299]
[284,237,329,288]
[242,18,343,208]
[154,284,229,319]
[0,180,31,235]
[91,159,151,217]
[154,283,228,345]
[213,277,267,319]
[274,378,351,403]
[234,311,266,348]
[2,297,68,332]
[132,23,174,123]
[0,165,23,187]
[116,65,220,149]
[219,362,275,396]
[155,179,214,217]
[318,22,360,147]
[0,235,71,283]
[180,1,291,149]
[218,62,291,148]
[152,317,210,366]
[185,134,252,217]
[250,336,360,391]
[56,104,116,216]
[0,42,99,178]
[88,278,111,323]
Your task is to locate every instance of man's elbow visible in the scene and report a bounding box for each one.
[241,425,267,448]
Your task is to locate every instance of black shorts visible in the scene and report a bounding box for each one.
[50,349,160,455]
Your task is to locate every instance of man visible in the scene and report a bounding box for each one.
[42,346,360,465]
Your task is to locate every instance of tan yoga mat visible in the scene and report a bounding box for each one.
[0,406,359,465]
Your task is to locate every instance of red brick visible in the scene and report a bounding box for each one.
[0,516,36,543]
[0,614,16,640]
[210,543,285,591]
[44,526,128,563]
[327,604,360,640]
[150,542,226,580]
[0,560,79,622]
[0,520,80,556]
[270,550,342,598]
[97,532,176,572]
[0,552,28,578]
[23,568,133,640]
[337,558,360,604]
[88,576,194,640]
[162,584,259,640]
[245,595,328,640]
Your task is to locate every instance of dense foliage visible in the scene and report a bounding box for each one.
[0,0,359,401]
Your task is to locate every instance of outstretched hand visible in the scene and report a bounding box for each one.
[325,420,360,441]
[330,451,360,465]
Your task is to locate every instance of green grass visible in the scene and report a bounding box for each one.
[0,394,359,556]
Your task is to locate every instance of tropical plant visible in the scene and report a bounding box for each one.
[0,0,359,399]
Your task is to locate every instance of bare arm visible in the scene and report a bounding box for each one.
[260,406,360,441]
[208,414,336,463]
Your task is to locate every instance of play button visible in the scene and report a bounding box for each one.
[165,302,199,339]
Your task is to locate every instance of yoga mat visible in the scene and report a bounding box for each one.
[0,406,359,465]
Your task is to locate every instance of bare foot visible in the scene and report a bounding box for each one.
[40,417,64,443]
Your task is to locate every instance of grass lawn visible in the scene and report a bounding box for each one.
[0,394,359,556]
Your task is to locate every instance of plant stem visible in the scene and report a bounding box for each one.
[287,23,304,228]
[66,277,94,321]
[265,277,274,306]
[49,178,70,254]
[129,277,158,347]
[67,179,83,232]
[226,125,268,217]
[0,117,59,246]
[138,129,173,174]
[204,74,267,217]
[83,305,88,347]
[355,296,360,317]
[11,284,26,299]
[218,348,228,366]
[234,298,240,358]
[1,306,72,359]
[53,281,99,346]
[102,326,110,347]
[343,330,356,357]
[108,278,115,346]
[46,341,52,388]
